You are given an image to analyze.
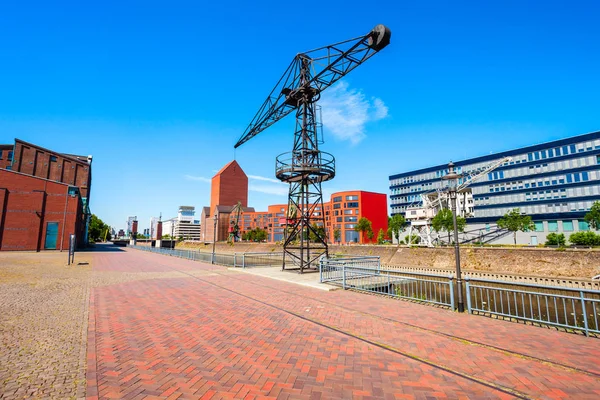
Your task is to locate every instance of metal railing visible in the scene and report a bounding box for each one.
[129,245,283,268]
[466,277,600,336]
[320,256,454,308]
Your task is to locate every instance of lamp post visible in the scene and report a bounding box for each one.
[212,212,218,264]
[442,161,465,312]
[171,221,175,250]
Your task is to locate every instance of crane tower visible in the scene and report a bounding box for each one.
[235,25,391,273]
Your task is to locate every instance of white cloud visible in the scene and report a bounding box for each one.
[184,175,211,183]
[247,174,281,184]
[319,81,388,144]
[249,184,288,196]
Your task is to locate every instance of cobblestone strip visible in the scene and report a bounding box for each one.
[0,253,92,400]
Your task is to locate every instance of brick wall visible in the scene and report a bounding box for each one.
[0,170,83,251]
[210,160,248,216]
[12,140,92,199]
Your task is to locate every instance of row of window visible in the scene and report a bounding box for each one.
[474,200,595,218]
[484,170,595,194]
[333,195,358,202]
[390,138,600,188]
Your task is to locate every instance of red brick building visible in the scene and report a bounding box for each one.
[201,160,249,242]
[0,169,86,251]
[0,139,93,251]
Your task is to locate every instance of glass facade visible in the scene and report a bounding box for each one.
[389,132,600,232]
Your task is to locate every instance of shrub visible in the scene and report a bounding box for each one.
[569,231,600,246]
[545,233,566,246]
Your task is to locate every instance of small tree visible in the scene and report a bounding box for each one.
[584,201,600,230]
[333,228,341,244]
[377,228,385,244]
[431,208,466,244]
[496,208,535,246]
[545,233,566,247]
[309,223,326,243]
[88,214,109,243]
[354,217,373,243]
[569,231,600,246]
[388,214,406,243]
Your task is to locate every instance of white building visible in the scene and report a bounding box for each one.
[163,206,201,240]
[126,216,137,237]
[150,217,160,239]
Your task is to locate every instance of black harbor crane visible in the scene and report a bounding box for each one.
[235,25,391,273]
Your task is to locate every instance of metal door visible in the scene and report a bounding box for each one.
[45,222,59,249]
[530,236,538,246]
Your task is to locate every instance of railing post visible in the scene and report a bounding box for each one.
[377,256,381,274]
[242,253,246,269]
[387,271,391,295]
[234,253,237,267]
[342,265,346,290]
[319,256,323,283]
[449,275,454,309]
[465,277,472,313]
[580,291,589,337]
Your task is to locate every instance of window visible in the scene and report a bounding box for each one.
[336,217,342,222]
[578,221,590,231]
[570,144,576,154]
[343,209,353,215]
[562,145,569,155]
[344,216,357,222]
[50,155,58,162]
[345,224,356,229]
[333,203,341,209]
[345,230,359,243]
[566,174,572,183]
[582,172,589,181]
[547,221,558,232]
[345,195,358,201]
[346,202,359,208]
[68,187,79,196]
[562,221,573,232]
[333,196,342,202]
[597,155,600,164]
[7,151,13,161]
[534,221,544,232]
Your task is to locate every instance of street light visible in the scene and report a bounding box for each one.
[442,161,465,312]
[212,212,218,264]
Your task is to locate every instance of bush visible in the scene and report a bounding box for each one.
[545,233,566,246]
[569,231,600,246]
[405,234,420,244]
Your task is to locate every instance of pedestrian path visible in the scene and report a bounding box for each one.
[86,247,600,399]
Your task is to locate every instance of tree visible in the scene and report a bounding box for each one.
[377,228,385,244]
[388,214,406,243]
[333,228,341,244]
[569,231,600,246]
[244,227,268,242]
[309,223,326,243]
[431,208,466,244]
[354,217,373,243]
[496,208,535,246]
[545,233,566,247]
[88,214,109,243]
[584,201,600,230]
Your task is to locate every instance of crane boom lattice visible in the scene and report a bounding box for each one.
[235,25,391,273]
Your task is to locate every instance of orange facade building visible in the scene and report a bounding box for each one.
[231,192,388,244]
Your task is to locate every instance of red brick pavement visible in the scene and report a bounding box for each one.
[87,249,600,399]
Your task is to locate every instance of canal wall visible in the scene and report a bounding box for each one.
[177,241,600,281]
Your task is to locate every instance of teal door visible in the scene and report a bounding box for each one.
[45,222,59,249]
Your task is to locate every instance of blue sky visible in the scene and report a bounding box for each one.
[1,1,599,231]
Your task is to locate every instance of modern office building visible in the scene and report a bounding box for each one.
[389,131,600,245]
[233,191,388,244]
[163,206,201,240]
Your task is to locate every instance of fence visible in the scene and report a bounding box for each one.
[466,278,600,337]
[320,256,455,308]
[320,256,600,336]
[129,245,284,268]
